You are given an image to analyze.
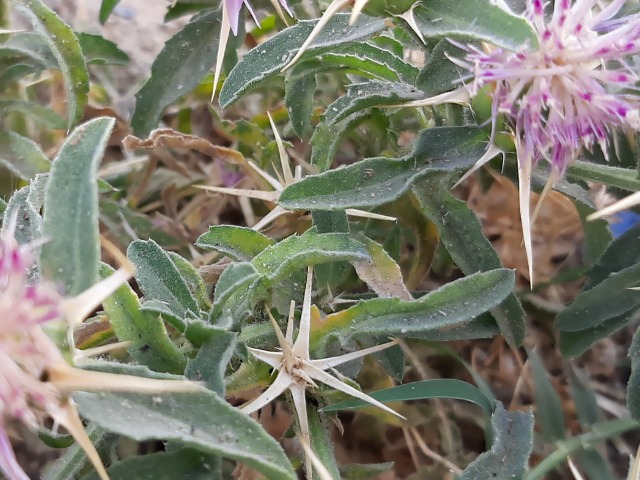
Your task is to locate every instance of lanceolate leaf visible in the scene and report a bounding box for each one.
[312,269,514,344]
[279,127,488,211]
[628,325,640,421]
[413,176,525,347]
[219,14,387,108]
[251,229,369,282]
[127,239,200,319]
[100,263,187,375]
[0,101,66,129]
[196,226,275,261]
[42,117,114,295]
[99,0,121,24]
[322,379,494,414]
[408,0,538,50]
[555,263,640,332]
[132,9,221,136]
[82,448,218,480]
[459,403,534,480]
[14,0,89,129]
[0,130,51,180]
[74,391,297,480]
[324,81,425,125]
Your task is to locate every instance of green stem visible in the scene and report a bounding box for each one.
[0,0,8,29]
[524,418,639,480]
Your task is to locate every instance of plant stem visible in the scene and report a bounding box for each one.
[0,0,8,29]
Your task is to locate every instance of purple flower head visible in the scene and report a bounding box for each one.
[0,220,199,480]
[225,0,293,35]
[0,228,67,480]
[457,0,640,176]
[447,0,640,284]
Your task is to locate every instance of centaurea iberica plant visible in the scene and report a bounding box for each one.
[0,220,198,480]
[409,0,640,283]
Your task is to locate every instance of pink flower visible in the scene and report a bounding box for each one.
[0,221,198,480]
[456,0,640,175]
[442,0,640,283]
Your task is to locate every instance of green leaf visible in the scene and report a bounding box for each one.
[1,182,43,248]
[525,418,639,480]
[584,221,640,290]
[196,225,275,261]
[76,33,129,65]
[527,350,565,441]
[100,263,187,374]
[285,63,316,137]
[309,111,373,173]
[42,424,109,480]
[413,176,525,347]
[313,269,514,343]
[251,229,369,282]
[279,126,487,211]
[41,117,114,295]
[0,129,50,180]
[322,379,493,414]
[186,331,237,395]
[555,263,640,332]
[416,39,466,96]
[219,14,387,107]
[559,310,632,357]
[74,391,297,480]
[569,368,602,427]
[352,234,411,300]
[209,262,259,330]
[167,252,211,310]
[82,448,218,480]
[132,9,221,136]
[309,409,341,480]
[628,324,640,421]
[127,239,200,319]
[14,0,89,129]
[340,463,394,480]
[409,0,538,50]
[324,81,424,125]
[572,449,614,480]
[459,403,533,480]
[0,100,66,129]
[99,0,121,24]
[321,41,420,83]
[2,31,128,67]
[567,160,640,192]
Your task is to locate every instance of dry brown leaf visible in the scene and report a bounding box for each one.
[123,128,244,164]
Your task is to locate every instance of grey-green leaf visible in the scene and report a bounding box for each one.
[413,176,525,347]
[74,391,297,480]
[100,263,187,374]
[322,379,494,414]
[555,263,640,332]
[132,9,221,136]
[279,127,488,211]
[628,324,640,421]
[127,239,200,319]
[41,117,114,295]
[458,403,533,480]
[409,0,538,50]
[14,0,89,128]
[0,130,51,180]
[196,225,275,261]
[219,14,387,108]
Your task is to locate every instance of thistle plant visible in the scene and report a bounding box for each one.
[3,0,640,479]
[403,0,640,282]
